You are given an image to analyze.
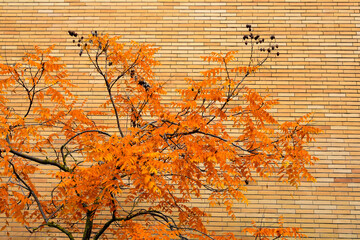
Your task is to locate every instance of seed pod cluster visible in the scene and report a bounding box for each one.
[242,25,280,57]
[68,31,78,37]
[68,30,85,56]
[68,30,101,56]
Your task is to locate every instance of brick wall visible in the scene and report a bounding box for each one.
[0,0,359,239]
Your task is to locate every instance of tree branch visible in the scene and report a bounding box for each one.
[9,148,70,172]
[47,221,75,240]
[8,161,48,222]
[93,209,173,240]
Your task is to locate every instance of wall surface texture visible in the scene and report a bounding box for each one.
[0,0,360,239]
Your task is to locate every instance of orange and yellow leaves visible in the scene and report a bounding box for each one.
[200,51,258,79]
[201,67,225,78]
[46,86,65,104]
[23,45,68,85]
[0,64,17,91]
[110,220,178,240]
[0,178,33,228]
[200,50,238,64]
[210,106,227,120]
[200,52,224,63]
[230,65,259,74]
[200,65,257,79]
[275,113,321,186]
[243,216,306,240]
[84,33,160,83]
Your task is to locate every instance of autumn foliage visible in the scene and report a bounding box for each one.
[0,26,320,239]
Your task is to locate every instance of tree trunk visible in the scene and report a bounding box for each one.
[82,211,94,240]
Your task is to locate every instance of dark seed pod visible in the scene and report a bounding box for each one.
[79,49,83,56]
[77,43,80,47]
[138,80,150,91]
[267,48,271,53]
[81,36,84,39]
[276,44,279,48]
[108,62,112,66]
[245,41,248,45]
[250,33,253,39]
[68,30,76,37]
[277,52,280,56]
[73,40,75,43]
[74,33,78,37]
[254,35,259,40]
[246,24,251,29]
[130,69,135,78]
[245,179,249,185]
[270,35,275,40]
[243,35,248,40]
[272,46,275,50]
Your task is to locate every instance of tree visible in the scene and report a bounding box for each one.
[0,26,320,240]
